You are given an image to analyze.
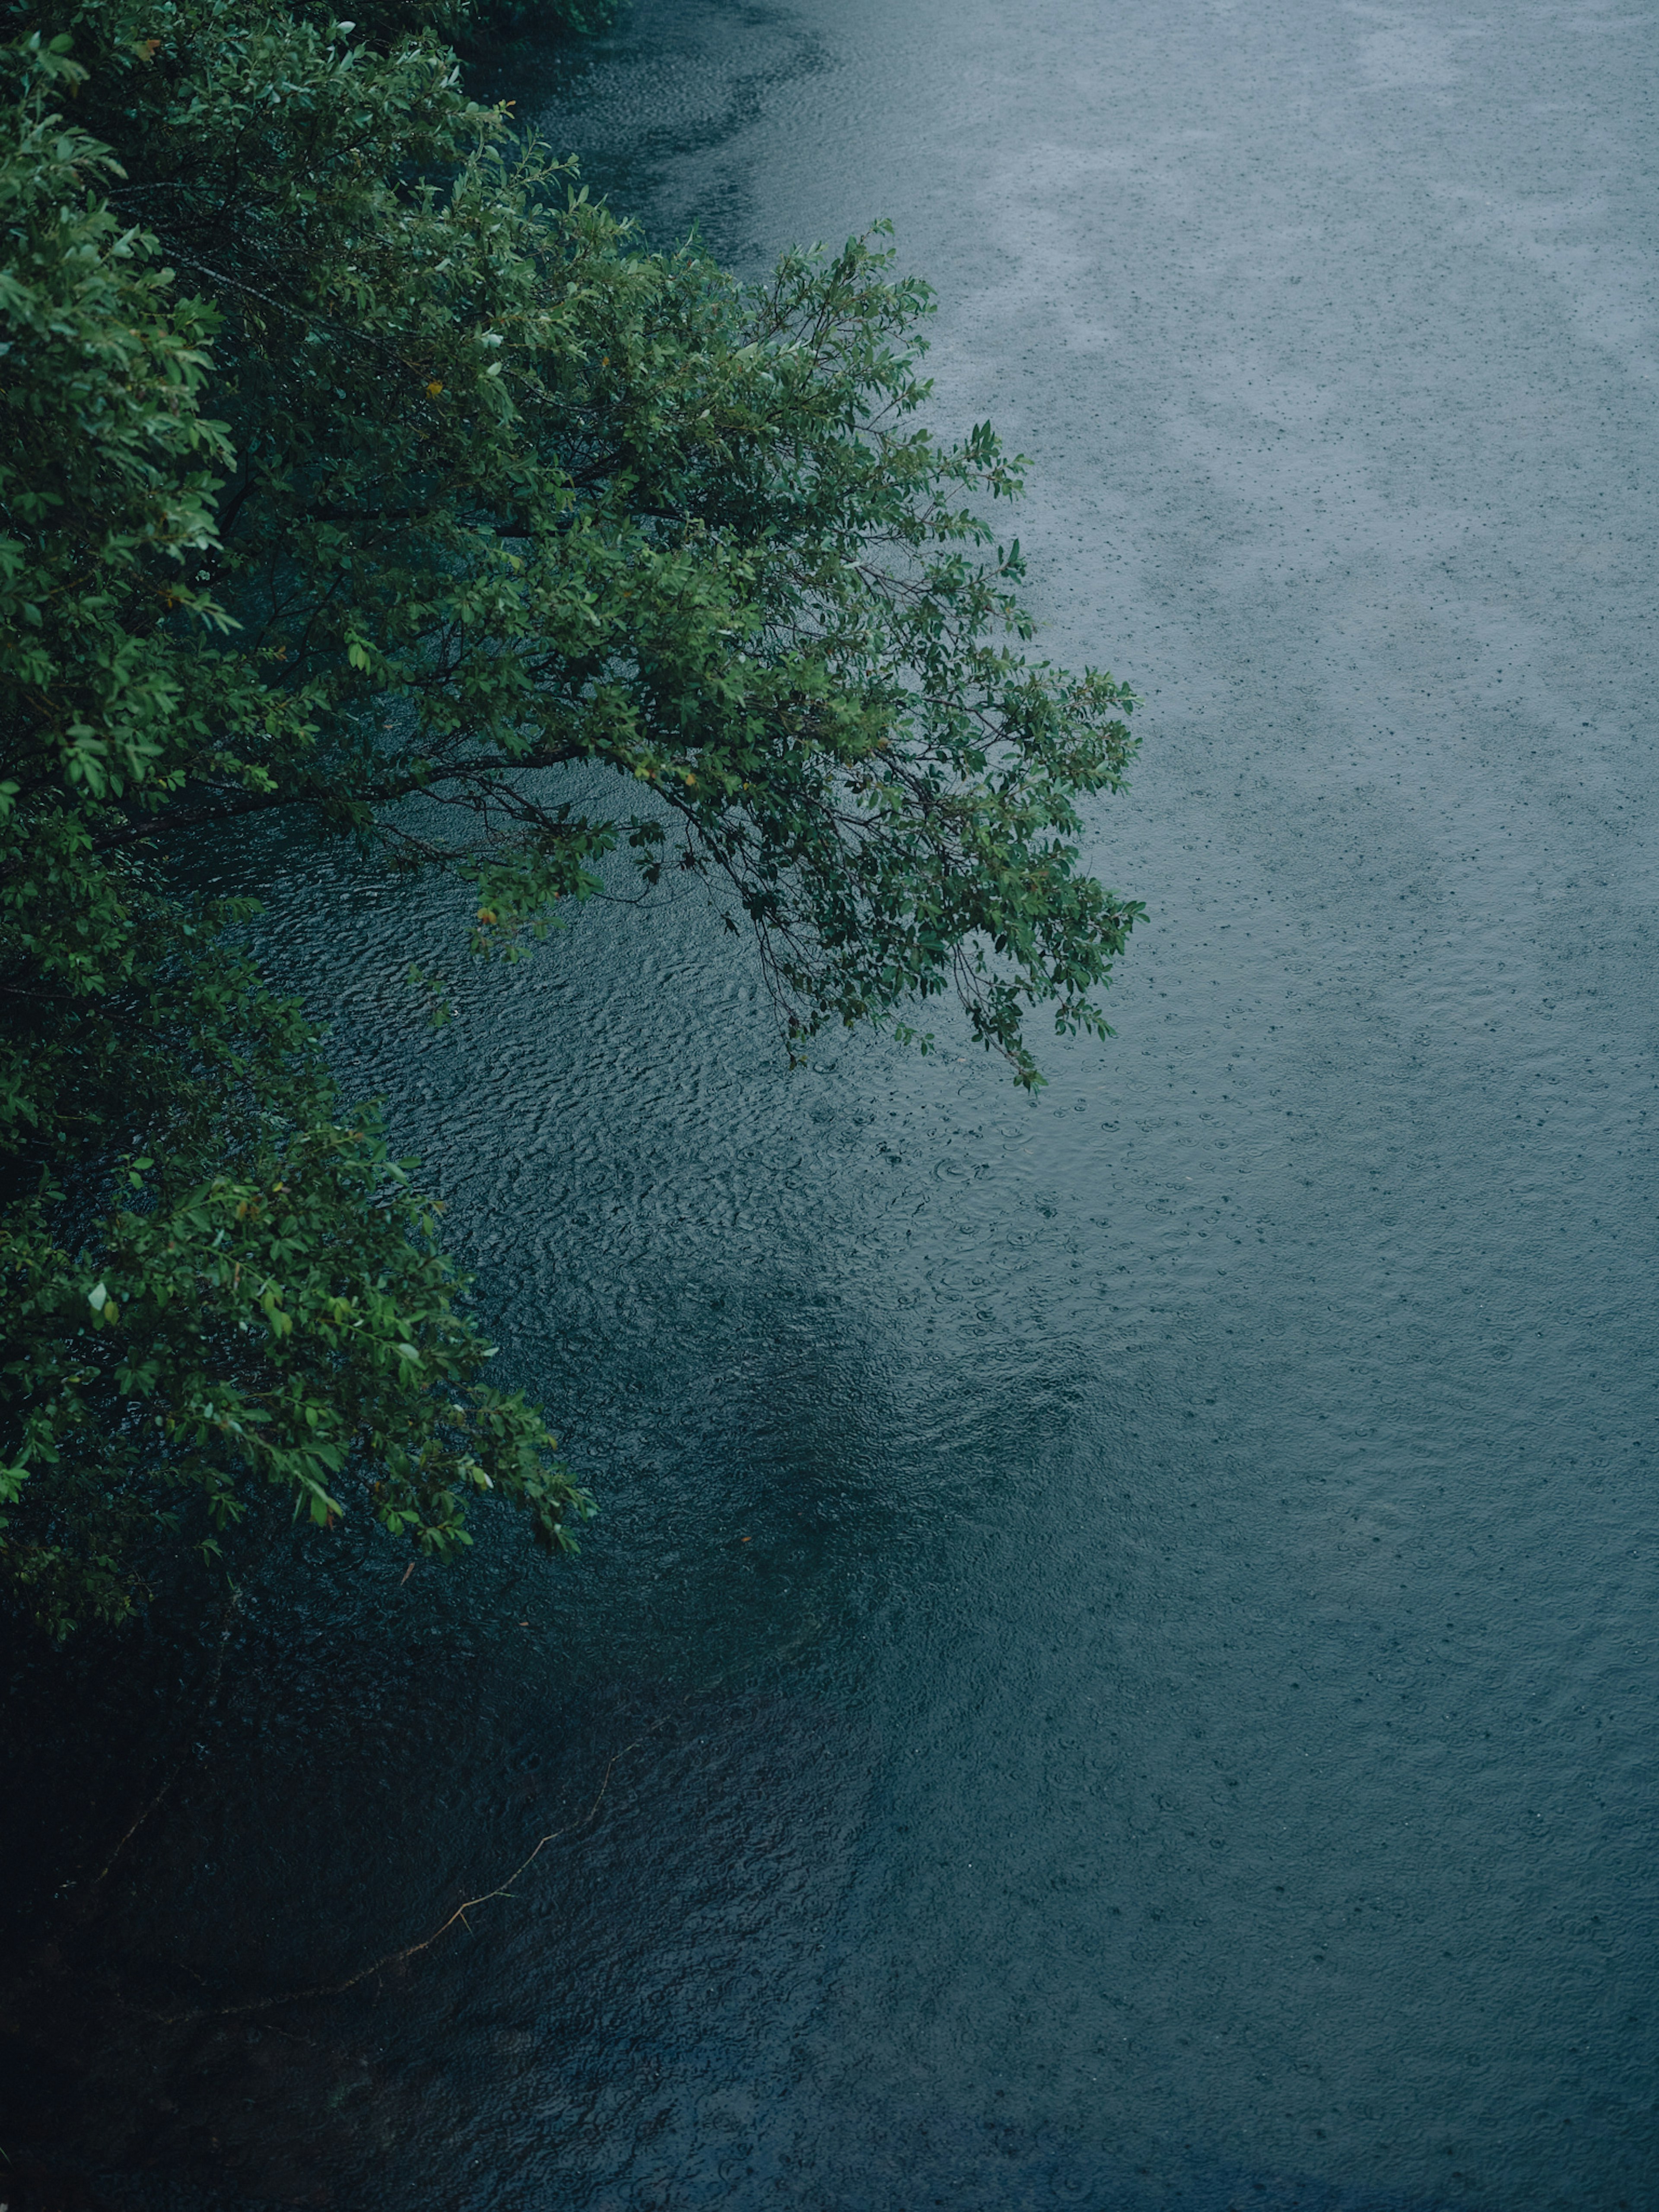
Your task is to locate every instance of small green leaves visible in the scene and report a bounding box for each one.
[0,0,1135,1635]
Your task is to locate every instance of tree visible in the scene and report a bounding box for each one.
[0,0,1140,1634]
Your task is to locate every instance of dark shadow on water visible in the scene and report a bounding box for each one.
[2,1526,1468,2212]
[472,0,836,264]
[0,1556,871,2206]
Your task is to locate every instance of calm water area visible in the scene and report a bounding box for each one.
[8,1,1657,2206]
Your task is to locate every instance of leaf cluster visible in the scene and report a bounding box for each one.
[0,0,1138,1630]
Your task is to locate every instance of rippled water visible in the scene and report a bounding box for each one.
[10,2,1656,2206]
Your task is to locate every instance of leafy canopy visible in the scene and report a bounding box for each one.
[0,0,1140,1633]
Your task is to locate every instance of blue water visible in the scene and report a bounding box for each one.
[21,2,1656,2206]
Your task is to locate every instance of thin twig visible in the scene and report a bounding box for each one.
[136,1742,639,2025]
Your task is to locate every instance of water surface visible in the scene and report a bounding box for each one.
[14,2,1656,2206]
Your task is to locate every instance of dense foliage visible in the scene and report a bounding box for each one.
[0,0,1140,1633]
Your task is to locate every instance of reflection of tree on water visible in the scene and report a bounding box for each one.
[474,0,838,269]
[3,1535,876,2204]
